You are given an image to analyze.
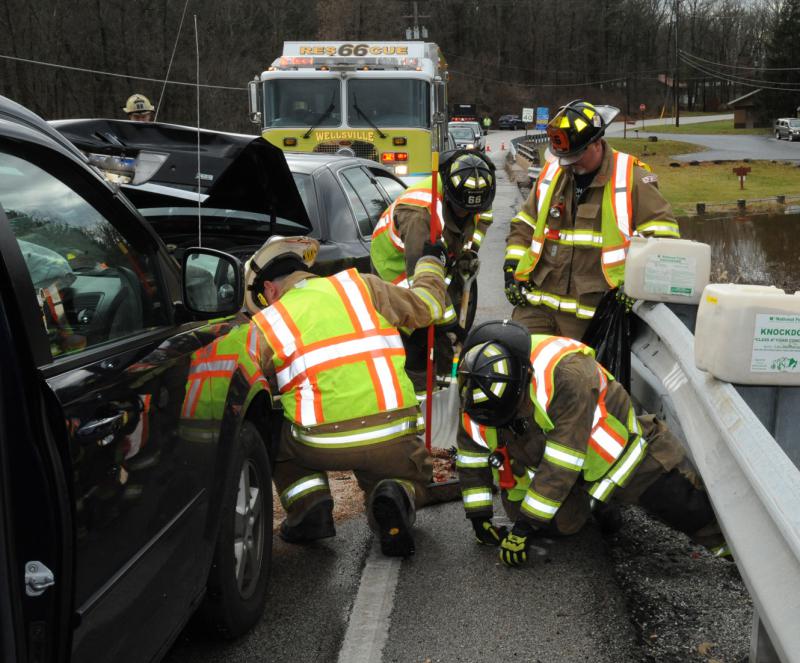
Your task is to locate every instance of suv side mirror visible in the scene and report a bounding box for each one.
[181,248,243,318]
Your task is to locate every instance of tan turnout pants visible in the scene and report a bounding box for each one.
[272,420,434,528]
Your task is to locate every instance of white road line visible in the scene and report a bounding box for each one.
[337,543,400,663]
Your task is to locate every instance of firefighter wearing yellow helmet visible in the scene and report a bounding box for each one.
[370,150,496,392]
[503,100,680,340]
[123,94,155,122]
[245,234,451,557]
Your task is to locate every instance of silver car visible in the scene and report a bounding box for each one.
[774,118,800,141]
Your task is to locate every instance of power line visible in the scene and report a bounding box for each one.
[680,48,800,72]
[0,53,246,91]
[446,52,666,78]
[680,56,800,92]
[681,52,800,89]
[449,68,631,88]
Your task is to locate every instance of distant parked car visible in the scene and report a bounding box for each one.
[52,120,407,275]
[498,114,527,130]
[448,121,485,152]
[449,124,480,151]
[774,117,800,141]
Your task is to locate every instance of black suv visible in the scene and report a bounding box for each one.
[0,96,276,662]
[497,114,526,130]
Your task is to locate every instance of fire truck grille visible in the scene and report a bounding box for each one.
[313,140,378,162]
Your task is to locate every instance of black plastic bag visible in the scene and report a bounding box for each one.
[580,288,634,392]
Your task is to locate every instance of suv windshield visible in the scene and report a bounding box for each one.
[347,79,430,128]
[263,79,341,128]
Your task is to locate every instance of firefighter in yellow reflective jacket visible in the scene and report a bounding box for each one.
[504,100,680,340]
[455,320,729,566]
[245,235,447,557]
[371,151,496,391]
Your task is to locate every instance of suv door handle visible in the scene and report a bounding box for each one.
[76,412,125,445]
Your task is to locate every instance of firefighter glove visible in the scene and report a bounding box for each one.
[456,249,480,278]
[499,520,537,567]
[503,261,527,307]
[422,240,447,267]
[470,517,508,546]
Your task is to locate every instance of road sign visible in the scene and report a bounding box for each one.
[639,103,646,112]
[535,106,549,130]
[521,107,534,123]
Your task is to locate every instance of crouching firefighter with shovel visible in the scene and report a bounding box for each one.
[371,150,496,394]
[244,235,450,557]
[455,320,729,566]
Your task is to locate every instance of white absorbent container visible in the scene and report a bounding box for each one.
[623,237,711,304]
[695,283,800,384]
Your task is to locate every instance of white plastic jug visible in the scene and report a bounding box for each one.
[695,283,800,384]
[623,237,710,304]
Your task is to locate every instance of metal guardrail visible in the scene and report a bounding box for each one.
[510,133,548,163]
[630,301,800,663]
[510,134,547,186]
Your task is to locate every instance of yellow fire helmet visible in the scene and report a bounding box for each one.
[122,94,155,114]
[243,235,319,314]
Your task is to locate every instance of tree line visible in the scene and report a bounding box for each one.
[0,0,794,132]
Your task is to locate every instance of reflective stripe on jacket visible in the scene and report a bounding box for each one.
[459,335,646,522]
[514,151,635,289]
[251,268,417,441]
[371,175,444,287]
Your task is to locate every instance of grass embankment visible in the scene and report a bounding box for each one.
[606,137,800,216]
[637,119,771,136]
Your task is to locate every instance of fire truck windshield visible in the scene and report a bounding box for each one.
[346,79,430,129]
[263,79,342,128]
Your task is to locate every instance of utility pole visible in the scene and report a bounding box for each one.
[403,1,430,40]
[674,0,680,127]
[625,76,630,139]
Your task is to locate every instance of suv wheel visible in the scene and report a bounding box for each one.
[776,130,781,140]
[200,420,272,639]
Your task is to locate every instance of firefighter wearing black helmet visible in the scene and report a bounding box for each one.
[455,320,730,566]
[371,150,496,390]
[504,100,680,340]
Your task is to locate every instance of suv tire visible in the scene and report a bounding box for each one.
[200,419,272,639]
[776,130,782,140]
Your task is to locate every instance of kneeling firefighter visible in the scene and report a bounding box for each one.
[455,320,729,566]
[244,235,448,557]
[371,150,496,392]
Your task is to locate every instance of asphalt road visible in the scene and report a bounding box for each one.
[501,112,800,162]
[163,135,751,663]
[648,132,800,162]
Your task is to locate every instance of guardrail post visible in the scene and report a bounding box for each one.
[751,614,781,663]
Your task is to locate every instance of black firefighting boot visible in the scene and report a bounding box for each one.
[368,480,415,558]
[279,499,335,544]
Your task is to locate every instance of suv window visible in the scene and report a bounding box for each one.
[340,167,387,236]
[0,151,167,359]
[373,171,406,202]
